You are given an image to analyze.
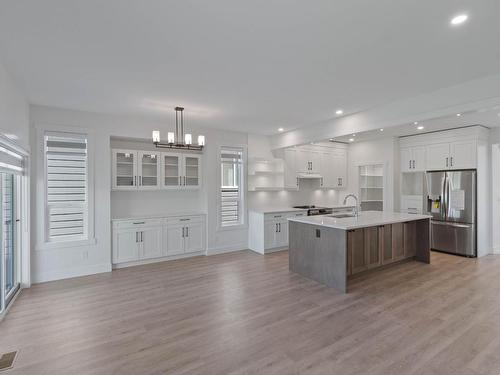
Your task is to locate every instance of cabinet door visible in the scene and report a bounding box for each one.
[450,141,476,169]
[141,226,163,260]
[112,150,137,190]
[166,224,185,255]
[404,222,416,258]
[264,221,277,249]
[113,229,139,263]
[275,220,289,248]
[309,150,321,174]
[348,229,366,274]
[426,143,450,171]
[380,225,393,265]
[392,223,405,261]
[412,146,426,172]
[333,150,347,188]
[184,223,204,253]
[284,149,298,189]
[138,151,160,190]
[183,155,201,188]
[296,148,311,173]
[320,152,335,188]
[400,148,413,172]
[365,227,380,268]
[162,153,182,189]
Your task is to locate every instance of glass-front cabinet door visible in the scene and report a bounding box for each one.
[162,153,182,189]
[138,151,160,190]
[184,155,201,188]
[112,150,137,190]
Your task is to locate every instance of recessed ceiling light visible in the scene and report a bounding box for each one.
[451,14,468,26]
[456,113,461,117]
[379,128,384,132]
[349,138,354,142]
[336,109,343,115]
[329,138,334,141]
[278,127,284,132]
[417,126,424,130]
[414,121,419,125]
[352,133,356,137]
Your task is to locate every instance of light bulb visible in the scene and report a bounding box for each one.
[152,130,160,143]
[185,133,192,145]
[198,135,205,146]
[167,132,175,144]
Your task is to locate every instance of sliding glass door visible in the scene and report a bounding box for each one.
[1,172,19,309]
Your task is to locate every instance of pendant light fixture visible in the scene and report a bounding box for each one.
[152,107,205,151]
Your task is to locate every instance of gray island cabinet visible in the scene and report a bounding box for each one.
[288,211,431,293]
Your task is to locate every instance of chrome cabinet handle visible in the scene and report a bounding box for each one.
[185,227,189,237]
[133,221,145,225]
[409,160,412,169]
[182,227,185,237]
[450,157,453,167]
[134,176,137,186]
[413,160,415,169]
[296,177,299,186]
[446,157,449,167]
[136,232,138,242]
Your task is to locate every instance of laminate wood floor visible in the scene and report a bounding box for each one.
[1,250,500,375]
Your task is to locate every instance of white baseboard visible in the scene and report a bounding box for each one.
[113,252,204,269]
[32,263,112,284]
[206,243,248,256]
[492,247,500,255]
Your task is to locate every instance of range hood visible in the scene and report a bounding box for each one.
[297,173,323,179]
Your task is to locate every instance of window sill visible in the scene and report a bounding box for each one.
[35,238,97,251]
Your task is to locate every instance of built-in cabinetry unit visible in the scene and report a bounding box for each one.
[399,126,490,257]
[248,210,307,254]
[112,214,206,267]
[112,148,201,191]
[347,222,416,276]
[281,143,347,189]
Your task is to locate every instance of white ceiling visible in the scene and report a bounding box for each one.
[1,1,500,135]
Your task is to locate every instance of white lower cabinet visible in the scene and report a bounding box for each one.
[112,215,206,266]
[249,210,307,254]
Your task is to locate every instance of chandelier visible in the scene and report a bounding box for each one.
[152,107,205,151]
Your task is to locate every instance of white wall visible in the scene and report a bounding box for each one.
[0,58,29,149]
[490,128,500,254]
[30,105,248,282]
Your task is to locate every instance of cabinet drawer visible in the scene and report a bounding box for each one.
[113,218,163,229]
[166,215,204,225]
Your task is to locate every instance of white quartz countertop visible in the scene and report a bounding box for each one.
[112,211,207,221]
[288,211,431,230]
[250,205,354,214]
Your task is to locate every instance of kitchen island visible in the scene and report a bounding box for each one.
[288,211,431,293]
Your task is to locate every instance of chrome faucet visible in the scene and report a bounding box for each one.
[343,194,359,217]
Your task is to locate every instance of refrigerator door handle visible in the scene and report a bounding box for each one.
[431,221,471,229]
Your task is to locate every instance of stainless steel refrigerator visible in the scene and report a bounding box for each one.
[425,170,476,257]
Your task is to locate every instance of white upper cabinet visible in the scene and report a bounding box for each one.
[162,153,182,189]
[183,155,201,188]
[450,140,476,169]
[426,143,450,171]
[400,127,484,173]
[401,146,426,172]
[138,151,161,189]
[112,149,202,191]
[296,147,320,174]
[332,149,347,188]
[112,149,138,190]
[320,151,335,188]
[161,152,201,190]
[283,148,298,189]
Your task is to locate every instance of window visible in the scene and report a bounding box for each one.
[220,147,244,227]
[44,132,89,242]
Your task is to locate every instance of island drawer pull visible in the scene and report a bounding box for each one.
[133,221,145,225]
